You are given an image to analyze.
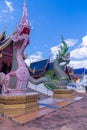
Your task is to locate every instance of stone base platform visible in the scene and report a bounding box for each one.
[53,89,74,98]
[0,92,39,117]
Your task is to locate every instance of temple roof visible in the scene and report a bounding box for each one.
[30,59,50,71]
[30,58,50,78]
[0,37,13,50]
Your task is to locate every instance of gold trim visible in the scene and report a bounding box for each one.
[53,89,74,98]
[0,38,12,50]
[0,93,39,116]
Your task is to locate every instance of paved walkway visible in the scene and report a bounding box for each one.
[0,92,87,130]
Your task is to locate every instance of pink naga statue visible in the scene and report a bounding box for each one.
[2,0,31,93]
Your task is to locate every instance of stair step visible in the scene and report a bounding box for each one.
[28,82,53,98]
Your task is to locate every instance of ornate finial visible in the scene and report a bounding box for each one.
[20,0,29,26]
[10,0,30,42]
[3,25,6,39]
[4,25,6,32]
[61,35,64,42]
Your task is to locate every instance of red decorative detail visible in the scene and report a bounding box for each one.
[20,27,30,35]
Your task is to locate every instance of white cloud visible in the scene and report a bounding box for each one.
[65,39,78,47]
[71,47,87,59]
[50,45,60,59]
[69,60,87,69]
[25,52,43,66]
[70,35,87,59]
[5,0,14,12]
[81,35,87,47]
[68,35,87,68]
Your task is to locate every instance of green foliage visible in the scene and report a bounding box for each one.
[45,70,54,76]
[44,70,58,80]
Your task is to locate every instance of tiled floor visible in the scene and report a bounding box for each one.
[0,93,87,130]
[11,96,83,124]
[38,97,66,108]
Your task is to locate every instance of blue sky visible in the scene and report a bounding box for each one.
[0,0,87,68]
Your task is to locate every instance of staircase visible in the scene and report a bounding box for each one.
[28,82,53,97]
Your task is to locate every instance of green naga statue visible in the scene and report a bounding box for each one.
[44,36,70,89]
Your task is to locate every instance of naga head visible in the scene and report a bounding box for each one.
[55,36,70,66]
[10,0,30,43]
